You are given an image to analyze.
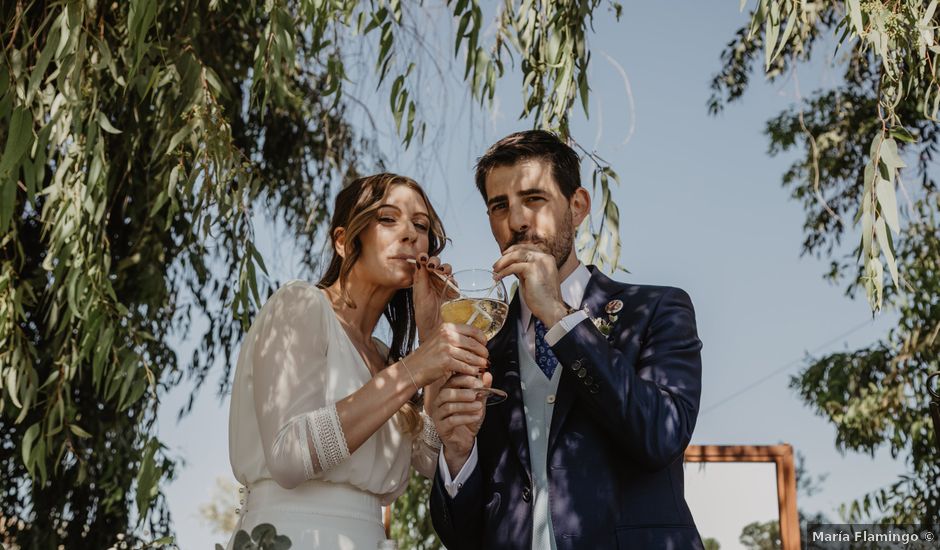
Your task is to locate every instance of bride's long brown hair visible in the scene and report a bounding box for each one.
[317,173,446,434]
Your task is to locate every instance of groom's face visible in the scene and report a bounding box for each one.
[484,158,582,268]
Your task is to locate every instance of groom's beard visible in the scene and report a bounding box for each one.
[506,211,575,269]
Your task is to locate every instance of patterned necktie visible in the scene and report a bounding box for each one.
[533,318,558,379]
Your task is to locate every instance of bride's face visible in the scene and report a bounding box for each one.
[352,184,432,289]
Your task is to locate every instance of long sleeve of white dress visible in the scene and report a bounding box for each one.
[411,411,442,479]
[251,282,353,489]
[229,280,438,502]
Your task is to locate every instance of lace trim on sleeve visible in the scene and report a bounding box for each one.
[307,403,350,474]
[299,421,314,479]
[418,411,442,451]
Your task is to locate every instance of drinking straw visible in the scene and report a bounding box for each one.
[406,260,495,325]
[406,259,462,298]
[465,280,500,327]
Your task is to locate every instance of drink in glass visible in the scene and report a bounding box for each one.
[439,269,509,404]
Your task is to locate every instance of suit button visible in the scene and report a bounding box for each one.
[577,367,587,378]
[589,385,599,394]
[522,486,531,502]
[569,359,582,371]
[585,376,594,385]
[546,394,556,404]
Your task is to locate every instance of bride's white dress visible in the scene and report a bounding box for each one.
[227,281,440,549]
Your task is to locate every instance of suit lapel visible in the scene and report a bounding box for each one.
[548,266,625,453]
[490,293,532,477]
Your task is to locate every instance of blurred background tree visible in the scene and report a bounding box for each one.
[713,0,940,524]
[200,477,239,537]
[739,519,781,550]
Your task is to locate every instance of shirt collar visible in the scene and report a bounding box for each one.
[520,263,592,330]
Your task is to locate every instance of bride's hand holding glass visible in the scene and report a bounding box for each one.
[411,253,453,340]
[404,323,489,387]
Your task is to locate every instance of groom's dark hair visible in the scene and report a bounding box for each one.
[474,129,581,201]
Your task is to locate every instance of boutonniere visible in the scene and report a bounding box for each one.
[592,315,614,336]
[590,299,623,338]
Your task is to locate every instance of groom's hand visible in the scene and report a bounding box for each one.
[493,244,568,327]
[432,373,491,477]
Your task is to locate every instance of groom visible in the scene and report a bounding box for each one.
[429,130,705,549]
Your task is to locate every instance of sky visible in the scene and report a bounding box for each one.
[156,2,908,549]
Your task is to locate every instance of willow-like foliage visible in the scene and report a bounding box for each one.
[715,0,940,524]
[0,1,623,547]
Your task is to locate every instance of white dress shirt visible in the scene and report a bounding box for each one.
[439,264,592,495]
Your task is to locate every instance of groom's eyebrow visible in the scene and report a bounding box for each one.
[486,195,507,207]
[487,188,545,207]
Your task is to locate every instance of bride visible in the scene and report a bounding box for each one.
[227,173,489,549]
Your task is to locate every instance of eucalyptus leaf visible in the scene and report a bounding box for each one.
[96,112,122,134]
[847,0,863,35]
[6,366,20,409]
[875,176,900,235]
[21,423,39,469]
[763,2,780,69]
[26,23,60,103]
[135,438,158,520]
[873,217,899,286]
[68,424,92,438]
[879,137,906,171]
[868,257,884,310]
[0,174,15,233]
[771,2,797,62]
[0,107,32,176]
[861,199,873,257]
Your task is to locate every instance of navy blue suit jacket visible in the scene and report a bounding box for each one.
[430,267,705,549]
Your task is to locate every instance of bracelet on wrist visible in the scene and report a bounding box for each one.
[399,357,419,393]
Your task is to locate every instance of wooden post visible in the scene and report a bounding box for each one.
[383,503,392,539]
[776,446,800,550]
[685,444,801,550]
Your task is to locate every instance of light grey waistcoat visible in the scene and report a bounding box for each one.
[518,335,562,550]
